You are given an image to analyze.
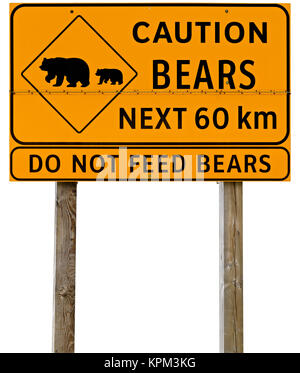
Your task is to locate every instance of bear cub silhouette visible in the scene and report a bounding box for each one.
[40,57,90,87]
[96,68,123,85]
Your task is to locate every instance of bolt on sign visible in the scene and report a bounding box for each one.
[10,3,290,181]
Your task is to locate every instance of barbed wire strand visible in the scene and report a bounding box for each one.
[11,89,290,96]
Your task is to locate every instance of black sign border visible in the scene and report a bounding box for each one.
[10,3,290,146]
[10,146,290,181]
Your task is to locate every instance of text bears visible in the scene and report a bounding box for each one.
[153,60,255,90]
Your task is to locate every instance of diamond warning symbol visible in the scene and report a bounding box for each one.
[21,16,137,133]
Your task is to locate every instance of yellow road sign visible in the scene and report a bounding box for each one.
[10,3,290,181]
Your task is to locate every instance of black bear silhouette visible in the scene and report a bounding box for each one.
[40,57,90,87]
[96,68,123,85]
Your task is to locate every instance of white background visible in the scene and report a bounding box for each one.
[0,0,298,353]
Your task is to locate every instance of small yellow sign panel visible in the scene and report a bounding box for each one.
[10,3,290,181]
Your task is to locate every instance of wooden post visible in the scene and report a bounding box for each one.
[53,182,77,353]
[219,182,243,353]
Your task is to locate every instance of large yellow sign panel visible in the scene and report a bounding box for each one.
[10,3,290,181]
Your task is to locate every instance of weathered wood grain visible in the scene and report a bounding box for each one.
[219,182,243,353]
[53,182,77,353]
